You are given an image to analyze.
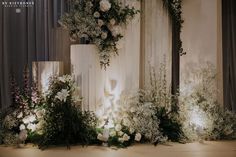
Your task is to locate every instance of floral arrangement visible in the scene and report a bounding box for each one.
[59,0,139,68]
[1,67,45,145]
[96,92,167,147]
[39,75,97,149]
[180,63,236,141]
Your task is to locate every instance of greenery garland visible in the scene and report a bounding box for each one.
[162,0,186,56]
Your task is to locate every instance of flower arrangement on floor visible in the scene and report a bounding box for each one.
[0,67,45,145]
[38,75,97,149]
[180,63,236,141]
[59,0,139,68]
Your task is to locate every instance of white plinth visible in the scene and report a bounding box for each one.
[32,61,64,94]
[71,44,140,114]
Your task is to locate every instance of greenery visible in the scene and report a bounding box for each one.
[39,75,97,149]
[162,0,185,56]
[59,0,139,68]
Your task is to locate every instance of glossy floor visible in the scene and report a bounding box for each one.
[0,141,236,157]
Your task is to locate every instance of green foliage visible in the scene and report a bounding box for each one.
[39,76,97,149]
[162,0,185,56]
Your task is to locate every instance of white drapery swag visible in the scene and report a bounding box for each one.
[142,0,172,89]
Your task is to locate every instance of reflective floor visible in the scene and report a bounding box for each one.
[0,141,236,157]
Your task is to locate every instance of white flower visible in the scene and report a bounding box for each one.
[94,11,100,18]
[129,127,135,134]
[118,131,124,136]
[58,75,72,83]
[56,89,70,102]
[97,19,104,27]
[109,130,116,137]
[130,107,136,113]
[118,137,124,143]
[27,123,37,132]
[111,25,122,37]
[110,18,116,25]
[17,112,23,119]
[28,115,36,122]
[123,118,131,127]
[19,124,25,130]
[123,133,130,141]
[97,133,108,142]
[135,133,142,141]
[18,130,28,142]
[22,117,30,124]
[99,0,111,12]
[101,32,108,39]
[115,124,122,132]
[36,110,44,119]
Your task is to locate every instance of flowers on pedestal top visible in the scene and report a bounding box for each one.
[59,0,139,68]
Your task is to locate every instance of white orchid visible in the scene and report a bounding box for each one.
[55,89,70,102]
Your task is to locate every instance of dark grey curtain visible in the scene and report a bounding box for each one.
[222,0,236,112]
[0,0,70,109]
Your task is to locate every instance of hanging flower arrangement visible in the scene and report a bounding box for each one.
[59,0,139,68]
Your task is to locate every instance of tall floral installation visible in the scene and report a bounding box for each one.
[59,0,139,68]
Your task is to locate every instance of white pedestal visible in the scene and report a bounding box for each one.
[71,44,140,114]
[32,61,64,94]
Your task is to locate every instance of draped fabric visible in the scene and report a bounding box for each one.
[222,0,236,112]
[0,0,70,109]
[141,0,172,89]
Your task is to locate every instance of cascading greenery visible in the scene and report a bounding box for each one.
[39,75,98,149]
[162,0,185,56]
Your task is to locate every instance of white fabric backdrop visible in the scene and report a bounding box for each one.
[142,0,172,89]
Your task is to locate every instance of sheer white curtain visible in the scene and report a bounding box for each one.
[142,0,172,89]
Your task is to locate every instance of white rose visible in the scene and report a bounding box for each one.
[109,130,116,137]
[22,117,29,124]
[123,133,130,141]
[94,11,100,18]
[111,25,122,37]
[17,112,23,119]
[101,32,108,39]
[118,131,124,136]
[97,133,108,142]
[99,0,111,12]
[19,124,25,130]
[135,133,142,141]
[109,18,116,25]
[115,124,122,132]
